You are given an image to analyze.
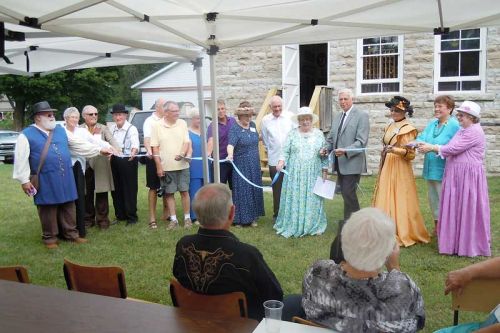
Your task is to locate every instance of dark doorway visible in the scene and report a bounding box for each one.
[299,43,328,107]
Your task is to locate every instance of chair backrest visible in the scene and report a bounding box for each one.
[169,278,248,318]
[0,266,30,283]
[63,259,127,298]
[452,278,500,325]
[292,316,327,328]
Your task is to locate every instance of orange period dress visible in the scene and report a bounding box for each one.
[372,119,430,247]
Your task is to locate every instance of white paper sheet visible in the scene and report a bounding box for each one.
[313,177,336,200]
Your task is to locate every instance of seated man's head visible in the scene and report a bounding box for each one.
[341,208,396,272]
[193,184,234,229]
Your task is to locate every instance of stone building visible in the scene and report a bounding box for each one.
[214,27,500,175]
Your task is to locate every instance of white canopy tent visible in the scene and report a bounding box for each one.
[2,0,499,182]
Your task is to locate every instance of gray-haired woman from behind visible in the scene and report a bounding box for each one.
[302,207,425,332]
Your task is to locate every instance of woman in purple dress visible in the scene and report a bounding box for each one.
[419,101,490,257]
[227,101,265,227]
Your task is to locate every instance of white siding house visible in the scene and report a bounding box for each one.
[131,56,212,113]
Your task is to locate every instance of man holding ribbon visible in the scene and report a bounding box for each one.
[151,101,192,230]
[322,88,370,222]
[109,103,140,226]
[261,95,294,222]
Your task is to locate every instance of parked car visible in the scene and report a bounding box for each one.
[0,130,19,163]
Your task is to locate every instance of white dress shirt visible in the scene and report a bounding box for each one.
[110,120,139,155]
[13,124,102,184]
[143,113,162,139]
[339,105,353,132]
[261,111,295,166]
[65,126,111,173]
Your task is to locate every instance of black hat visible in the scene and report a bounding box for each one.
[33,101,57,114]
[385,96,414,117]
[111,103,128,114]
[385,96,411,111]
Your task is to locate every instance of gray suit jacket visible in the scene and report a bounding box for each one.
[326,106,370,175]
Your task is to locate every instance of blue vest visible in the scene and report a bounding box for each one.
[23,125,77,205]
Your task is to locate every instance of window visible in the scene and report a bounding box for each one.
[434,28,486,92]
[356,36,403,94]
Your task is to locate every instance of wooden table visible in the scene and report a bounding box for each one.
[0,280,258,333]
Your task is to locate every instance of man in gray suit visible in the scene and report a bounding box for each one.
[322,88,369,221]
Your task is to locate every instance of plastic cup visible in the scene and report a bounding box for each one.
[263,300,283,333]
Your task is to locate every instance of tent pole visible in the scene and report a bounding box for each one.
[209,51,220,183]
[193,57,210,184]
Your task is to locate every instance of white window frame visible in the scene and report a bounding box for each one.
[433,28,487,93]
[356,35,404,96]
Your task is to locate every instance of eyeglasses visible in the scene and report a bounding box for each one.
[85,113,98,116]
[40,113,55,118]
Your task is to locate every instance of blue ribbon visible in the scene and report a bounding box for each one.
[190,156,288,189]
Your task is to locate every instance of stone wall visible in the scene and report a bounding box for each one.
[215,46,282,111]
[215,28,500,175]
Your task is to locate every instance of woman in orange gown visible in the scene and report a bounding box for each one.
[372,96,430,247]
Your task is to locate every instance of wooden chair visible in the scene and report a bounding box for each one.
[63,259,127,298]
[452,278,500,325]
[169,278,248,318]
[0,265,30,283]
[292,316,327,328]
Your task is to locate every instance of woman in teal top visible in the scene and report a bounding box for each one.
[415,95,460,234]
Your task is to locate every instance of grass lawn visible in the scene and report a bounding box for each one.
[0,163,498,332]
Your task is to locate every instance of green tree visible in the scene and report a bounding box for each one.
[110,63,166,108]
[0,68,118,130]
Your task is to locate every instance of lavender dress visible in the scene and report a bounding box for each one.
[438,123,491,257]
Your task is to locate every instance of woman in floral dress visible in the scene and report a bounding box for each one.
[274,107,328,237]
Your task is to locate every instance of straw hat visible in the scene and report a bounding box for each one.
[291,106,319,124]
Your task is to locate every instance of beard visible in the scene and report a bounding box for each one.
[40,117,56,130]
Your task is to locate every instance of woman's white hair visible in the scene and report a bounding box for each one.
[341,207,396,271]
[186,107,200,119]
[63,107,80,119]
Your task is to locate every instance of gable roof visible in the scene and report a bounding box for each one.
[131,62,179,89]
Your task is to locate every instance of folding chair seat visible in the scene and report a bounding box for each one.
[169,278,248,318]
[452,278,500,325]
[0,265,30,283]
[63,258,127,298]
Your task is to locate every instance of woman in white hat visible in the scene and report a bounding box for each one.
[418,101,491,257]
[274,106,328,237]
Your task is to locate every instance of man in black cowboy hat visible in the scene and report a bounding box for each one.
[109,103,140,225]
[13,101,112,249]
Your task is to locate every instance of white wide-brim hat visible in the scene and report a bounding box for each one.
[291,106,319,124]
[456,100,481,119]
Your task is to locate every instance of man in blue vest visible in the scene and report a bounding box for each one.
[13,101,111,249]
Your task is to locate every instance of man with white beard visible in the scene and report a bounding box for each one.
[13,101,112,249]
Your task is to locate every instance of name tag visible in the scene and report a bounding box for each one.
[250,127,256,132]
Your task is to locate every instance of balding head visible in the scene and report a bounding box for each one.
[269,95,283,117]
[154,98,166,117]
[193,184,234,229]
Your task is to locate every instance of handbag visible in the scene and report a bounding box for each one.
[30,130,54,191]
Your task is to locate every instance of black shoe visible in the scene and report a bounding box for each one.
[126,220,137,226]
[111,220,120,225]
